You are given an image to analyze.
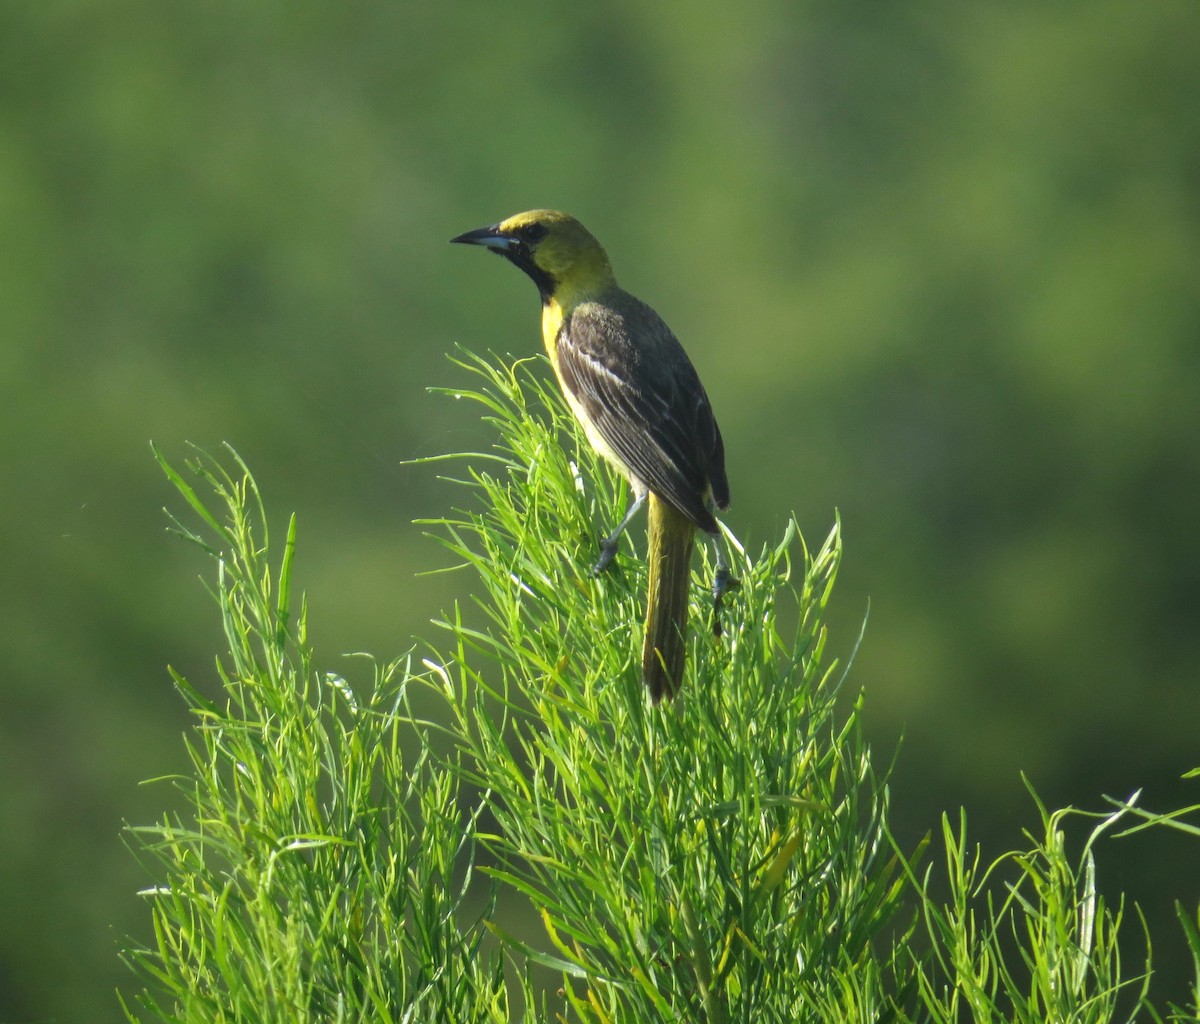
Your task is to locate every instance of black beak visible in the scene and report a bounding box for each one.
[451,220,553,298]
[449,224,514,251]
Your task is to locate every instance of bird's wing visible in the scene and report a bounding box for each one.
[556,298,725,532]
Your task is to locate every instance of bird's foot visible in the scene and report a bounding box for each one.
[593,539,620,576]
[711,567,740,637]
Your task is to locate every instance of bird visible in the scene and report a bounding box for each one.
[451,210,733,701]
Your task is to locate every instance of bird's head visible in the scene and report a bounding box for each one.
[451,210,613,303]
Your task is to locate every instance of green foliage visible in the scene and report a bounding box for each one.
[123,354,1200,1023]
[1105,780,1200,1022]
[122,446,515,1023]
[417,353,906,1021]
[909,798,1147,1024]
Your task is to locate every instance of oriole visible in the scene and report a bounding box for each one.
[452,210,733,701]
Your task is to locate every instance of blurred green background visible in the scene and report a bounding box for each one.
[2,1,1198,1018]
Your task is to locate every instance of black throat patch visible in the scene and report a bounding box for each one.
[498,246,556,304]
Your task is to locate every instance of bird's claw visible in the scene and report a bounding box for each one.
[593,540,619,576]
[711,567,740,637]
[712,566,738,602]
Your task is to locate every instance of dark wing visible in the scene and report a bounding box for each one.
[556,293,728,533]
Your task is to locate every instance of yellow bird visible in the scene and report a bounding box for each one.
[452,210,733,701]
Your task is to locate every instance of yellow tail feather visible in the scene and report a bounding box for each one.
[642,495,696,702]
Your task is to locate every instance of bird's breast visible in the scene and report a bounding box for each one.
[540,300,565,362]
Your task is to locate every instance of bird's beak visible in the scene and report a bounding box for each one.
[449,224,514,252]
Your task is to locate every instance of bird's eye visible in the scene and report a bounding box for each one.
[520,223,548,243]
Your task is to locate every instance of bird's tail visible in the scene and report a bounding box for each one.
[642,495,696,702]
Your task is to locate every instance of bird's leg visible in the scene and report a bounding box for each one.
[709,531,739,637]
[593,491,648,575]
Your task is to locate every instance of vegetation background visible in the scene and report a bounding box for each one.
[1,2,1197,1019]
